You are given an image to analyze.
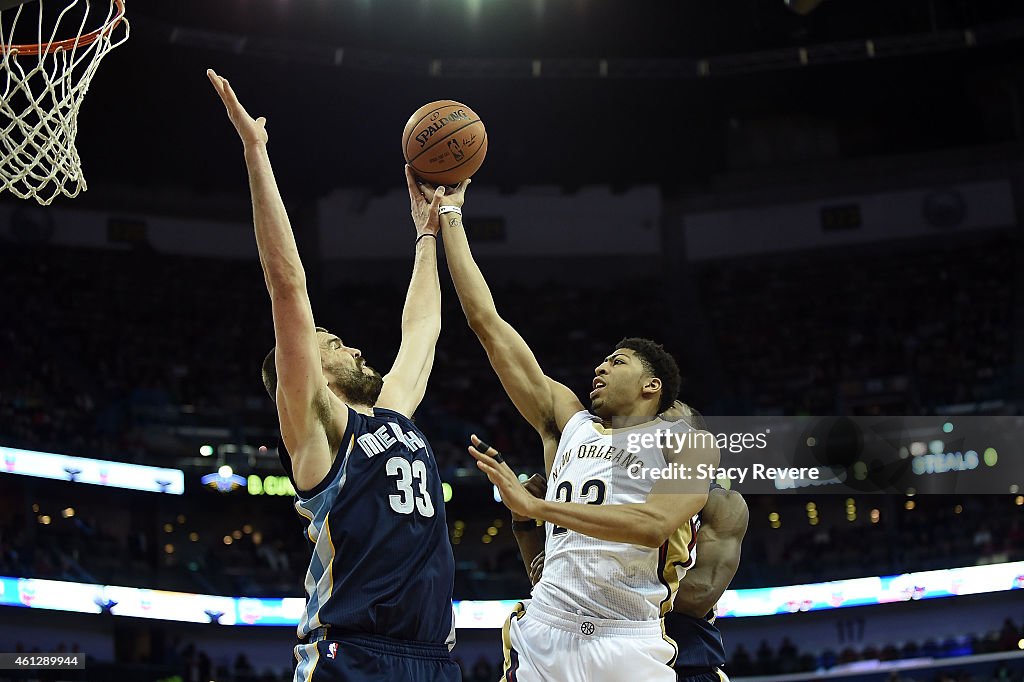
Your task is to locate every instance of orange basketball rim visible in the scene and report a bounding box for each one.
[2,0,126,55]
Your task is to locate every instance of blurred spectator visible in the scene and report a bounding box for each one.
[0,236,1020,600]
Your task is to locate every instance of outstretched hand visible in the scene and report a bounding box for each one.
[416,177,472,216]
[207,69,268,148]
[512,473,548,523]
[440,178,471,210]
[468,434,539,520]
[406,166,445,239]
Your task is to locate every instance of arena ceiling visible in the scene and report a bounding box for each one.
[11,0,1024,201]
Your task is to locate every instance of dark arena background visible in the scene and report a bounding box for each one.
[1,0,1024,680]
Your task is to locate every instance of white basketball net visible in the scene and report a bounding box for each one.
[0,0,128,205]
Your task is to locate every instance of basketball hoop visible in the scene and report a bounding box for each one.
[0,0,128,205]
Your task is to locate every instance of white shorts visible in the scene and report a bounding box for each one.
[500,600,678,682]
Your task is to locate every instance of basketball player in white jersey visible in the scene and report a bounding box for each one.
[437,185,719,681]
[497,439,749,682]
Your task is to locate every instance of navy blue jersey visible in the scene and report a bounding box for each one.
[668,502,727,669]
[668,611,727,669]
[278,406,456,646]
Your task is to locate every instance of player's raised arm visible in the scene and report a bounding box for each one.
[471,432,719,548]
[376,167,446,417]
[441,197,583,444]
[673,487,748,619]
[207,69,340,489]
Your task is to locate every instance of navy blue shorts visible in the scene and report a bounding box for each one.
[293,634,462,682]
[675,667,727,682]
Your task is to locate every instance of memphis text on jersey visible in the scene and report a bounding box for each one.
[356,423,427,457]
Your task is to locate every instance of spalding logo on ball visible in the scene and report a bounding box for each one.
[403,100,487,186]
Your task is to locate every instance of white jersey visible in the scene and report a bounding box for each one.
[531,410,699,622]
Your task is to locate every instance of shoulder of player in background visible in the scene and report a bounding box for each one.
[705,487,749,531]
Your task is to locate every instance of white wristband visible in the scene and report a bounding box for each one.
[438,205,462,216]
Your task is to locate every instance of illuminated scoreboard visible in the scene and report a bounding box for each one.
[247,475,295,497]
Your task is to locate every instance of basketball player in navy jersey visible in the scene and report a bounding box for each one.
[208,70,462,682]
[668,482,748,682]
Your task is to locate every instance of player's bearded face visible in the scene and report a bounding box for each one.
[334,357,383,406]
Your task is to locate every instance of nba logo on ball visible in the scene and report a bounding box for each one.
[402,100,487,186]
[447,138,465,162]
[327,643,338,659]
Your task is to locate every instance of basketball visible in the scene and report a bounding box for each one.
[402,100,487,186]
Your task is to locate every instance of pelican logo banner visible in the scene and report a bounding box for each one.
[19,580,37,606]
[580,621,595,636]
[0,445,185,494]
[239,598,264,624]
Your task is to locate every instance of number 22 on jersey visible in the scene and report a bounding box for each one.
[552,478,606,536]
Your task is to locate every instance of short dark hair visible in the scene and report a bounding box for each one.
[615,337,681,413]
[262,327,329,402]
[676,402,708,432]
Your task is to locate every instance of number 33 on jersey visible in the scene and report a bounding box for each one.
[279,406,456,645]
[356,419,437,517]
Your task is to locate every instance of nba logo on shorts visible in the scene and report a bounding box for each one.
[327,643,338,659]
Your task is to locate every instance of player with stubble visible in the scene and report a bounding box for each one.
[208,69,463,682]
